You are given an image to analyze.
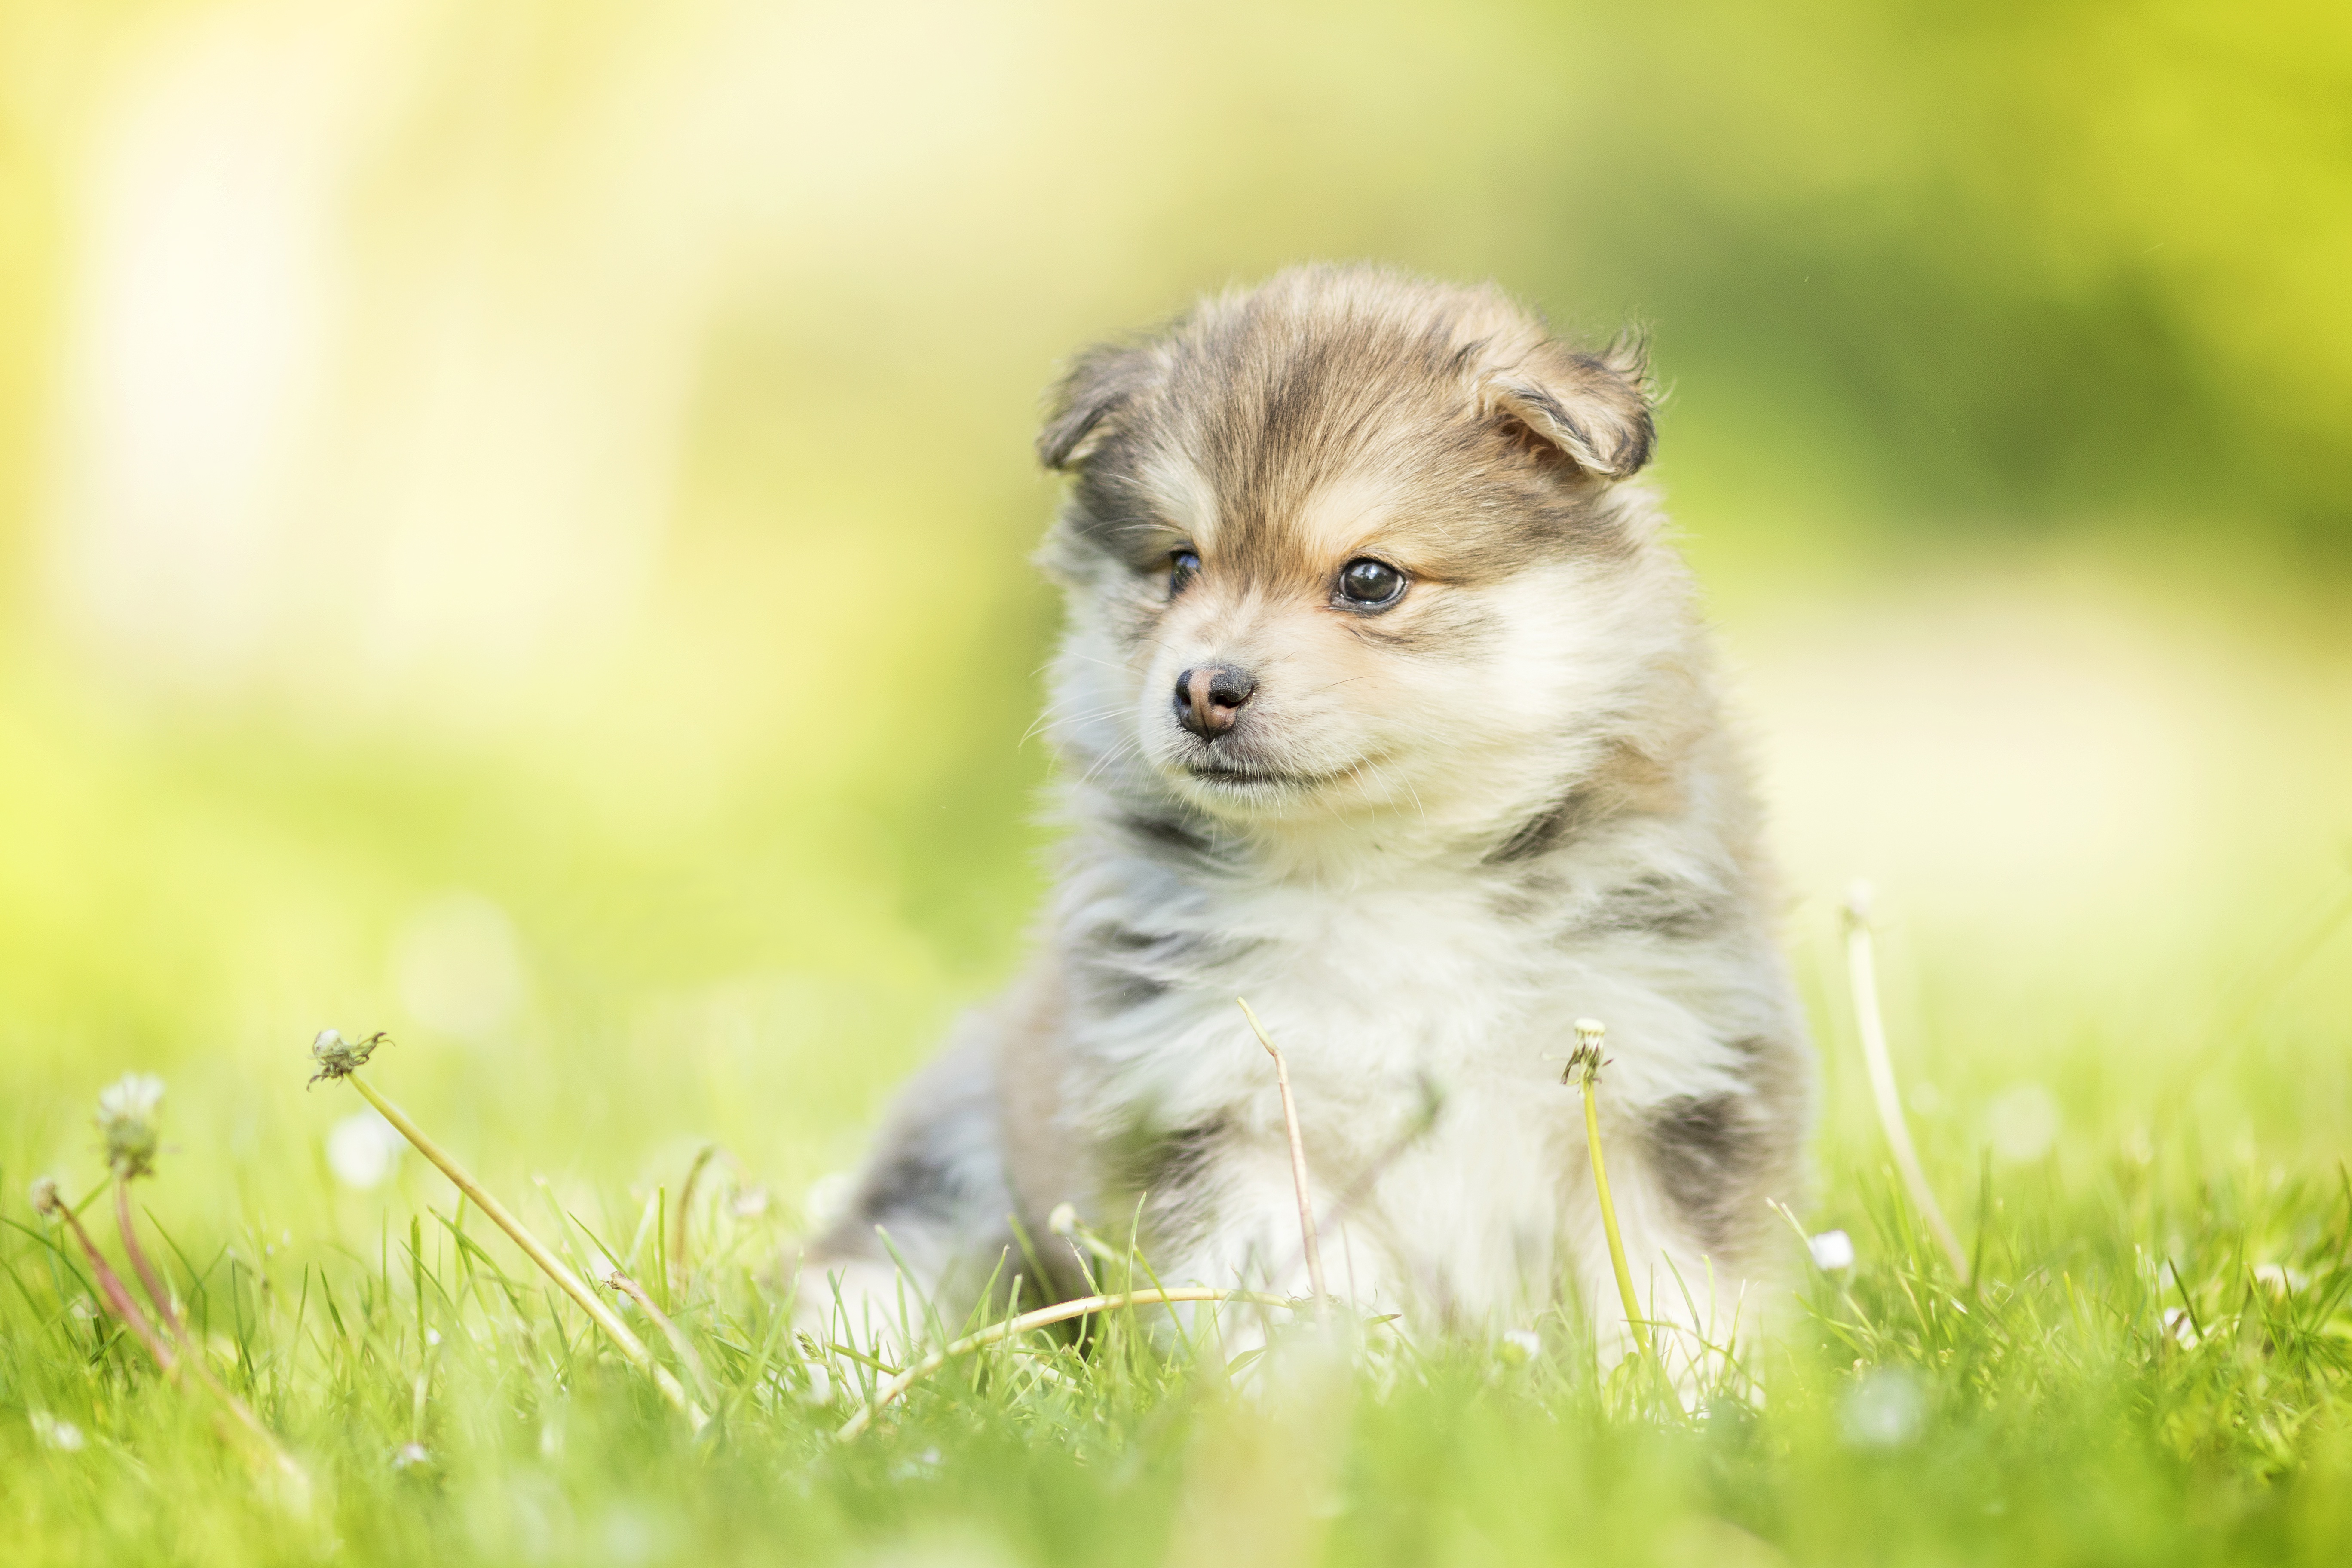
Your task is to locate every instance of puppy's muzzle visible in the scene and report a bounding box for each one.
[1174,665,1256,739]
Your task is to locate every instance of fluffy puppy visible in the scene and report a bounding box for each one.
[799,265,1810,1366]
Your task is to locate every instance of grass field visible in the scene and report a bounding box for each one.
[4,550,2350,1568]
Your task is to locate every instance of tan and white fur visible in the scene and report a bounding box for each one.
[799,265,1810,1373]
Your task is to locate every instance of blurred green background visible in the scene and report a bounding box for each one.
[0,0,2346,1240]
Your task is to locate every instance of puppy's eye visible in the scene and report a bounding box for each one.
[1336,557,1407,609]
[1169,548,1201,594]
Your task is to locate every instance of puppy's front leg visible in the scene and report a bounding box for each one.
[794,1023,1018,1357]
[1565,1127,1776,1398]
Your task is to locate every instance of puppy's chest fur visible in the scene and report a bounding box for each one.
[1032,825,1773,1271]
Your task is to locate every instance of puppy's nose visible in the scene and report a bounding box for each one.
[1174,665,1256,738]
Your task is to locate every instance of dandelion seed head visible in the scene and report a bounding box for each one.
[95,1073,165,1179]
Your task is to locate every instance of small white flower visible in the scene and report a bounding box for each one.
[28,1174,61,1216]
[1499,1328,1543,1363]
[2162,1306,2200,1346]
[731,1185,772,1220]
[30,1411,86,1451]
[95,1074,166,1177]
[392,1442,431,1470]
[798,1174,849,1231]
[1985,1082,2061,1164]
[2251,1264,2308,1295]
[326,1111,406,1190]
[1047,1201,1078,1237]
[1808,1229,1857,1271]
[425,1329,443,1348]
[1842,1367,1923,1448]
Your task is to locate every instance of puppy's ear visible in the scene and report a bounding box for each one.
[1038,342,1159,471]
[1483,331,1655,480]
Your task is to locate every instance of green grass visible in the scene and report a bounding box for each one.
[6,1018,2352,1567]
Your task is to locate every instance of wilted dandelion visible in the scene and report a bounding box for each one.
[95,1073,165,1179]
[308,1028,389,1084]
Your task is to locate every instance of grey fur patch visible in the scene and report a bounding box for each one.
[1115,812,1229,866]
[1105,1117,1230,1260]
[1485,787,1603,865]
[1643,1093,1763,1256]
[839,1144,968,1235]
[1074,952,1169,1010]
[1074,920,1259,1011]
[1114,1118,1228,1202]
[1577,873,1729,942]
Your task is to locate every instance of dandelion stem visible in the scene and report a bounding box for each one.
[341,1070,707,1429]
[49,1193,177,1372]
[603,1271,715,1411]
[1568,1022,1652,1362]
[1842,886,1970,1281]
[669,1143,721,1297]
[836,1286,1297,1439]
[114,1180,309,1489]
[1237,999,1329,1322]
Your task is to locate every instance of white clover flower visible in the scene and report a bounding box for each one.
[29,1411,86,1452]
[1808,1229,1857,1271]
[95,1074,165,1179]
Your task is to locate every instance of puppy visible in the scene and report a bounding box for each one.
[799,265,1810,1368]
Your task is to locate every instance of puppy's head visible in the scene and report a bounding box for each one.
[1038,266,1676,830]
